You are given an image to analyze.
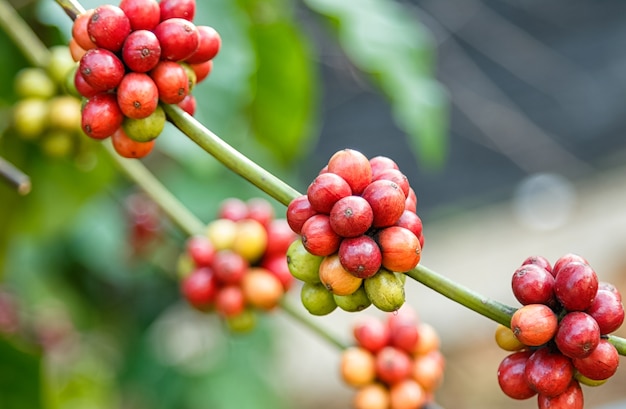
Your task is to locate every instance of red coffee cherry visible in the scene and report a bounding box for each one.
[404,187,418,213]
[375,346,412,385]
[111,127,155,158]
[119,0,160,31]
[394,210,423,239]
[246,197,275,229]
[510,304,558,347]
[186,235,215,267]
[286,195,317,234]
[524,347,574,398]
[511,263,555,306]
[329,195,374,238]
[537,380,583,409]
[178,94,197,115]
[150,61,190,104]
[377,226,421,273]
[353,315,391,353]
[87,5,131,52]
[264,219,298,257]
[212,250,248,286]
[190,60,213,83]
[554,261,598,311]
[571,338,619,381]
[373,168,410,198]
[117,72,159,119]
[553,253,589,277]
[159,0,196,21]
[153,18,200,62]
[215,286,246,318]
[520,255,553,276]
[585,289,625,334]
[122,29,161,73]
[369,155,399,179]
[361,180,406,228]
[327,149,372,195]
[300,214,341,257]
[185,25,221,64]
[72,9,96,50]
[81,93,124,139]
[338,235,382,279]
[73,68,99,98]
[497,350,536,400]
[79,48,125,92]
[307,172,352,214]
[181,267,218,310]
[555,311,600,359]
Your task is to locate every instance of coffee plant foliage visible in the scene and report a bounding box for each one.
[0,1,447,408]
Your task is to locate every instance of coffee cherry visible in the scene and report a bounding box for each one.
[81,93,124,139]
[185,25,221,64]
[286,239,323,284]
[319,254,363,296]
[153,18,199,62]
[264,219,298,257]
[14,68,56,99]
[232,219,267,263]
[495,324,526,352]
[394,210,423,239]
[74,69,99,98]
[212,250,248,285]
[537,380,583,409]
[353,316,391,353]
[79,48,125,92]
[361,180,406,228]
[217,197,248,221]
[181,267,218,310]
[160,0,196,21]
[375,346,412,385]
[373,168,410,198]
[571,339,619,381]
[413,322,440,356]
[574,371,608,387]
[327,149,372,195]
[329,195,373,238]
[524,348,574,397]
[510,304,558,347]
[150,61,190,104]
[122,104,166,142]
[225,308,256,334]
[72,9,97,50]
[369,155,399,178]
[521,255,553,276]
[598,281,622,302]
[404,187,418,213]
[122,29,161,73]
[338,235,382,279]
[206,218,238,250]
[389,378,426,409]
[553,253,589,276]
[241,268,283,310]
[286,195,317,234]
[412,350,445,392]
[177,94,197,115]
[333,285,371,312]
[353,383,390,409]
[190,60,213,83]
[511,263,555,306]
[117,73,159,119]
[111,127,155,158]
[12,99,47,139]
[47,96,82,132]
[246,197,275,229]
[307,172,352,214]
[364,268,405,312]
[554,261,598,311]
[215,285,246,318]
[555,311,600,359]
[585,289,625,334]
[497,350,536,400]
[87,5,131,52]
[388,306,420,354]
[300,282,337,316]
[340,346,377,387]
[376,226,421,273]
[119,0,160,31]
[186,235,215,267]
[260,254,294,291]
[300,214,341,257]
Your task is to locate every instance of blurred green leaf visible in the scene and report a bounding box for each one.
[303,0,449,168]
[241,0,318,165]
[0,338,43,409]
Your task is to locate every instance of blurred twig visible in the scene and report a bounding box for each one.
[0,156,31,195]
[0,0,49,67]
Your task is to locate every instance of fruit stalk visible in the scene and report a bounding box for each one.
[608,334,626,356]
[0,156,31,195]
[0,0,50,67]
[55,0,86,20]
[279,298,349,350]
[161,104,302,207]
[103,140,205,236]
[407,264,517,327]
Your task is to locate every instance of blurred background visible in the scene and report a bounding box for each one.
[1,0,626,408]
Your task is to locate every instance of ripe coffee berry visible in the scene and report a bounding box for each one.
[376,226,421,273]
[329,195,373,238]
[571,338,619,381]
[160,0,196,21]
[555,311,600,359]
[300,214,341,257]
[186,25,221,64]
[72,9,96,50]
[111,127,155,158]
[524,347,574,397]
[150,61,190,104]
[121,29,161,72]
[497,350,536,400]
[510,304,558,347]
[81,93,124,139]
[361,180,406,228]
[338,235,382,279]
[116,73,159,119]
[327,149,372,195]
[307,172,352,214]
[585,289,625,334]
[554,261,598,311]
[153,18,199,62]
[119,0,160,31]
[511,263,555,306]
[79,48,125,91]
[537,380,583,409]
[87,5,131,52]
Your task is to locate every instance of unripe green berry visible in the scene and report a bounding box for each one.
[12,98,49,139]
[301,282,337,316]
[122,104,166,142]
[47,45,76,87]
[333,285,371,312]
[41,130,75,158]
[286,239,323,284]
[364,268,405,312]
[226,309,257,333]
[14,67,56,99]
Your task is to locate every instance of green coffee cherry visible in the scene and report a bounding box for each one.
[14,67,56,99]
[333,285,371,312]
[122,104,166,142]
[47,96,82,133]
[13,98,49,139]
[301,282,337,316]
[41,130,75,158]
[47,45,75,87]
[287,239,323,284]
[364,268,405,312]
[226,309,257,333]
[180,62,197,92]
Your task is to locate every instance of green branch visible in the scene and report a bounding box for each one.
[280,298,349,350]
[0,0,50,67]
[0,156,31,195]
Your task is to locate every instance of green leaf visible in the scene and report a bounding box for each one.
[303,0,449,168]
[0,338,43,409]
[242,1,318,165]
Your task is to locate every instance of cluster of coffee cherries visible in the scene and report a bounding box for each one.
[340,305,445,409]
[178,197,297,332]
[495,253,624,408]
[286,149,424,314]
[10,46,86,158]
[70,0,220,158]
